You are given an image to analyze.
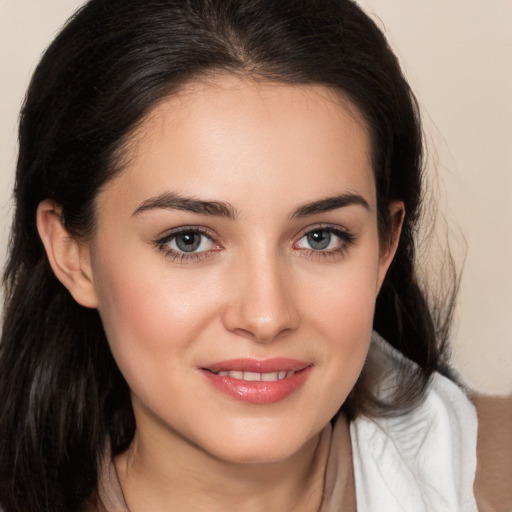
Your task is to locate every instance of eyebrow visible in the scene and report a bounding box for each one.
[289,193,370,219]
[132,192,238,219]
[132,191,370,219]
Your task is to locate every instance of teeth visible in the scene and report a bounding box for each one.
[244,371,261,381]
[216,370,295,381]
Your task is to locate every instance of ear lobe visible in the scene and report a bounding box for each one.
[376,201,405,292]
[36,199,98,308]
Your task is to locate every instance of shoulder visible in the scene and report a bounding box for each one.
[79,494,107,512]
[472,393,512,512]
[78,443,129,512]
[349,336,479,512]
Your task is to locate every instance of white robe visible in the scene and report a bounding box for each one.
[323,333,478,512]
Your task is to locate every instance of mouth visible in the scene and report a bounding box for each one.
[200,358,312,405]
[209,369,299,382]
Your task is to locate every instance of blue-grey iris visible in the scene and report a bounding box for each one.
[307,230,331,250]
[175,232,202,252]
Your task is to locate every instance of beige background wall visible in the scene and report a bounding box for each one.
[1,0,511,395]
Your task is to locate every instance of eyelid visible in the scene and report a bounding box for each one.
[293,223,354,243]
[155,225,218,245]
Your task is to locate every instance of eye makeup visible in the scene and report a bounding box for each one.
[154,226,221,263]
[154,222,356,264]
[294,224,356,260]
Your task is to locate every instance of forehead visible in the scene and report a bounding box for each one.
[101,76,375,215]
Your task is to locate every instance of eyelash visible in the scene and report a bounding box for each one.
[154,224,356,263]
[155,227,220,263]
[294,225,356,260]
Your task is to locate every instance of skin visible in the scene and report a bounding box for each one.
[37,77,402,511]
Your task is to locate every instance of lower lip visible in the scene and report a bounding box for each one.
[201,367,312,405]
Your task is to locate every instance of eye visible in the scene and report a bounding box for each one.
[155,227,220,262]
[167,231,215,253]
[295,227,355,253]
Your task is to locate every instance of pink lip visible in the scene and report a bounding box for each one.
[200,358,312,405]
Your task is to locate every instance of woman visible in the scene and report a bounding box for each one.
[0,0,488,510]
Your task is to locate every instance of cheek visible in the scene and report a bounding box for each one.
[91,250,220,377]
[304,247,379,332]
[299,247,379,387]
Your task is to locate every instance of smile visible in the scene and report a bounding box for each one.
[213,370,297,381]
[200,358,312,405]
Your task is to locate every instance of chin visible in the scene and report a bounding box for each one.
[196,419,321,465]
[209,441,304,465]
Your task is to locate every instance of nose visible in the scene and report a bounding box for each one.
[222,252,300,343]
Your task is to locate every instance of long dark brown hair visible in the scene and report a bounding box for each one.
[0,0,456,510]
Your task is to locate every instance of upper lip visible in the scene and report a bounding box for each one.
[202,358,311,373]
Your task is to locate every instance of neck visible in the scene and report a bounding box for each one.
[115,421,332,512]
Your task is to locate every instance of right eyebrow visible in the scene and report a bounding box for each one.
[132,192,238,219]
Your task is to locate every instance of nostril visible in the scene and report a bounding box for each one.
[221,266,300,341]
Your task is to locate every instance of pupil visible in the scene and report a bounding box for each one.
[307,230,331,250]
[176,232,201,252]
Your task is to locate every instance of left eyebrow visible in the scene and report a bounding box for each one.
[290,193,371,219]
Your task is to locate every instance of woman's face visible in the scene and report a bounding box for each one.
[86,77,398,463]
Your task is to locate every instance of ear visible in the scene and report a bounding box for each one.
[376,200,405,293]
[37,199,98,308]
